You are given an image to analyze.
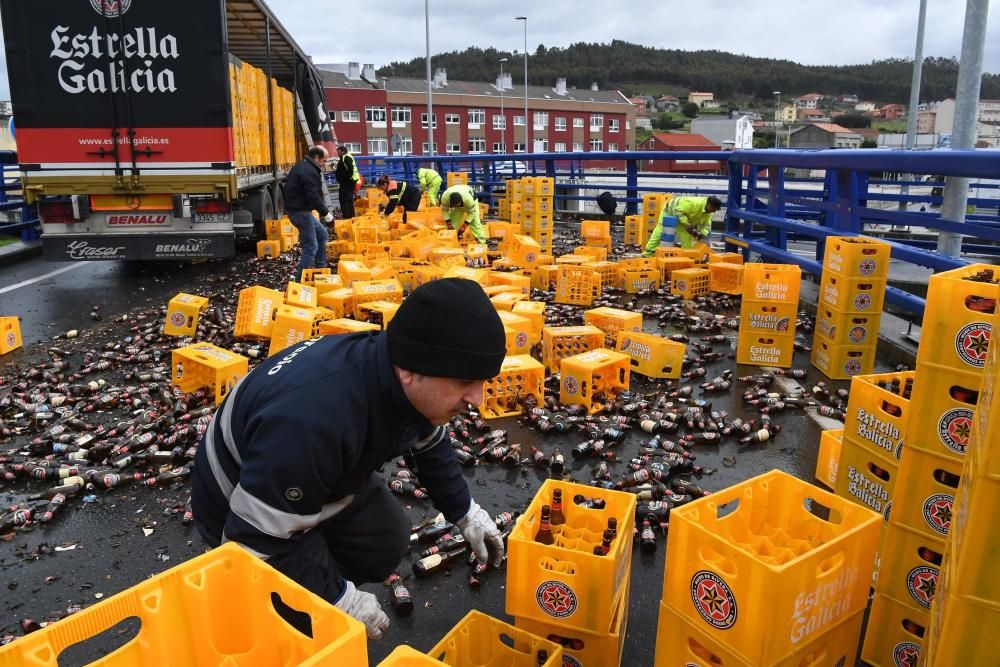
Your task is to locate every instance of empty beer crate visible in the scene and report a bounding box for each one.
[499,311,534,355]
[810,333,876,379]
[317,318,380,335]
[654,601,863,667]
[512,301,546,344]
[317,288,357,319]
[256,239,281,258]
[268,305,334,357]
[0,317,22,355]
[555,266,601,307]
[615,330,685,379]
[507,480,635,634]
[532,265,560,291]
[671,267,710,299]
[584,307,642,344]
[378,646,444,666]
[736,333,795,368]
[541,325,606,372]
[580,261,620,290]
[313,274,345,295]
[554,255,587,265]
[352,279,403,318]
[300,268,332,285]
[172,343,249,404]
[916,263,997,372]
[522,197,553,215]
[623,215,648,245]
[491,291,530,312]
[662,469,880,664]
[842,370,914,462]
[815,428,843,491]
[889,447,961,539]
[0,543,367,667]
[739,301,797,336]
[424,611,562,667]
[819,273,886,314]
[559,349,631,414]
[707,251,744,265]
[164,293,209,337]
[815,307,881,347]
[413,264,446,286]
[357,300,400,329]
[743,263,801,304]
[708,262,744,295]
[656,256,696,284]
[861,593,927,667]
[833,437,897,523]
[904,362,980,460]
[580,219,610,240]
[522,176,554,197]
[489,271,532,294]
[622,269,660,294]
[654,246,686,259]
[285,281,318,308]
[338,260,374,287]
[234,286,283,339]
[446,172,468,187]
[479,354,545,420]
[874,521,945,613]
[507,234,543,267]
[923,582,1000,667]
[823,235,892,279]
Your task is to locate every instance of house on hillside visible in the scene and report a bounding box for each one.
[854,101,877,113]
[838,94,859,104]
[775,105,797,123]
[788,123,861,149]
[690,116,754,150]
[874,104,906,120]
[641,133,722,173]
[655,95,680,111]
[628,96,652,111]
[636,116,653,131]
[797,108,830,123]
[795,93,825,109]
[687,92,715,108]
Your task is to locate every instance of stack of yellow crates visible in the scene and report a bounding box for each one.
[520,177,554,254]
[862,264,997,667]
[923,304,999,665]
[580,219,611,251]
[508,480,634,667]
[737,264,801,368]
[639,192,669,249]
[446,171,469,187]
[654,470,880,666]
[812,236,890,379]
[229,56,296,170]
[262,217,298,253]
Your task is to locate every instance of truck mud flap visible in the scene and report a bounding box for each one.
[42,234,235,261]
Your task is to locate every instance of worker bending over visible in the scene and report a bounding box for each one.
[440,183,487,244]
[417,167,443,206]
[644,195,722,256]
[377,175,422,224]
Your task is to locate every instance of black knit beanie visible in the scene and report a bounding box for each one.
[387,278,506,379]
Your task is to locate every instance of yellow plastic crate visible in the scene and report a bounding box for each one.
[739,301,797,337]
[810,333,876,379]
[256,239,281,258]
[313,274,345,295]
[269,305,335,357]
[622,269,660,294]
[574,246,608,262]
[833,436,897,523]
[235,286,283,340]
[554,255,587,265]
[841,370,915,462]
[378,646,444,666]
[615,330,685,379]
[559,349,631,415]
[512,301,546,344]
[654,246,686,259]
[279,233,297,253]
[506,234,543,267]
[815,428,843,491]
[743,263,802,304]
[428,611,562,667]
[654,601,863,667]
[338,260,373,287]
[532,265,559,291]
[522,176,554,196]
[819,273,886,314]
[507,480,635,634]
[492,291,529,313]
[906,362,980,460]
[663,469,880,664]
[499,312,533,355]
[522,197,553,215]
[414,264,446,286]
[945,447,1000,611]
[861,593,927,667]
[671,268,711,299]
[916,263,997,372]
[0,316,22,355]
[583,307,642,343]
[300,268,332,286]
[446,171,469,187]
[265,218,294,239]
[815,306,881,347]
[709,262,744,295]
[555,266,601,306]
[584,236,612,252]
[707,251,745,265]
[656,256,695,284]
[541,325,605,372]
[489,271,531,294]
[171,343,248,404]
[317,318,381,335]
[317,288,356,319]
[823,235,892,279]
[352,279,403,318]
[923,582,998,667]
[0,543,366,667]
[580,261,619,290]
[478,354,544,420]
[875,521,945,613]
[623,215,648,245]
[580,220,610,240]
[356,300,400,329]
[285,282,318,308]
[890,447,961,539]
[164,293,209,337]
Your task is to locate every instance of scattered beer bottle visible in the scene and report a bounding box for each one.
[535,505,555,545]
[550,447,566,476]
[385,574,414,616]
[640,520,657,553]
[550,489,566,526]
[574,494,606,510]
[413,546,471,578]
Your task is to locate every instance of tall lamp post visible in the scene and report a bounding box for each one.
[424,0,434,156]
[500,57,508,152]
[773,91,782,148]
[515,16,528,153]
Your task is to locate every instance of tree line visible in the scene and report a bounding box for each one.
[378,40,1000,104]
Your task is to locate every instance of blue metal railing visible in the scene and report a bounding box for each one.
[345,148,1000,318]
[0,150,40,243]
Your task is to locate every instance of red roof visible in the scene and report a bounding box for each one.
[811,123,855,134]
[648,132,719,148]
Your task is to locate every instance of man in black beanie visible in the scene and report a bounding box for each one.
[192,278,506,641]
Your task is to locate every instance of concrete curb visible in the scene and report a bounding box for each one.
[0,240,43,267]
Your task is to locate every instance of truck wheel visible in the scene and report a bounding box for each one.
[271,184,285,218]
[245,188,275,226]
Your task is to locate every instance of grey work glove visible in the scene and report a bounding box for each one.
[456,499,505,567]
[334,580,390,640]
[323,212,334,223]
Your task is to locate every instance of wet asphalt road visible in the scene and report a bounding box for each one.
[0,246,835,666]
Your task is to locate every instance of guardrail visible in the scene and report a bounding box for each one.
[0,150,40,243]
[347,149,1000,318]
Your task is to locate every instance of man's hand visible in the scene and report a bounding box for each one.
[457,223,469,239]
[456,499,504,566]
[323,212,334,223]
[335,580,390,640]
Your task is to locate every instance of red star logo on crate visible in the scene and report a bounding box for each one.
[906,566,938,609]
[922,494,953,536]
[892,642,921,667]
[938,408,973,455]
[955,322,991,367]
[690,570,737,629]
[535,581,578,618]
[859,258,877,276]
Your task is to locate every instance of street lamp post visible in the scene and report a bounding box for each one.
[425,0,434,156]
[500,57,508,152]
[773,91,781,148]
[515,16,528,153]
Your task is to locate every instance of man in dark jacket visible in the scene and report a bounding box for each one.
[192,279,506,641]
[335,145,361,218]
[284,146,332,280]
[376,175,422,224]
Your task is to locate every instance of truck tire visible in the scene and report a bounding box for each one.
[245,188,275,225]
[233,209,255,240]
[271,184,285,218]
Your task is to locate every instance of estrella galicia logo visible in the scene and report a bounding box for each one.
[535,580,577,618]
[954,322,991,368]
[562,657,583,667]
[690,570,737,629]
[775,317,790,333]
[515,332,529,349]
[169,312,187,328]
[5,332,15,349]
[922,493,953,536]
[937,407,973,455]
[562,376,579,395]
[892,641,920,667]
[844,359,863,376]
[526,252,537,264]
[620,337,632,351]
[906,565,938,609]
[848,325,868,344]
[859,258,877,276]
[854,293,872,310]
[90,0,132,17]
[883,500,892,522]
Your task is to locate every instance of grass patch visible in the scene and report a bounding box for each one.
[0,236,19,248]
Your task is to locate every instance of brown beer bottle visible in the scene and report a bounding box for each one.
[550,489,566,526]
[535,505,555,545]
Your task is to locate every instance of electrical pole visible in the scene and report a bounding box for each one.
[425,0,434,156]
[898,0,927,213]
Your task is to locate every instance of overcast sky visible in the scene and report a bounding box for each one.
[0,0,997,100]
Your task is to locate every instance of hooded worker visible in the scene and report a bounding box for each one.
[440,183,487,244]
[377,174,423,224]
[644,195,723,256]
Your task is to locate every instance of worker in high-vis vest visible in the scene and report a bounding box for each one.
[335,145,361,218]
[377,175,422,224]
[440,184,486,244]
[417,167,443,206]
[643,195,722,256]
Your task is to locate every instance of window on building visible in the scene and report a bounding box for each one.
[421,142,439,154]
[573,117,584,128]
[468,138,486,153]
[446,143,461,154]
[445,113,460,125]
[535,139,549,152]
[493,114,507,130]
[420,113,438,128]
[341,110,360,122]
[554,142,567,152]
[468,108,486,126]
[391,106,411,124]
[367,137,388,154]
[555,117,567,131]
[609,119,620,133]
[533,112,548,130]
[590,139,603,151]
[366,105,386,124]
[342,142,362,154]
[573,142,583,152]
[399,137,413,155]
[608,143,619,151]
[514,115,525,126]
[513,143,525,153]
[493,142,507,153]
[626,120,631,130]
[590,114,604,130]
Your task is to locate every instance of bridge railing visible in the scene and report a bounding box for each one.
[0,150,40,243]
